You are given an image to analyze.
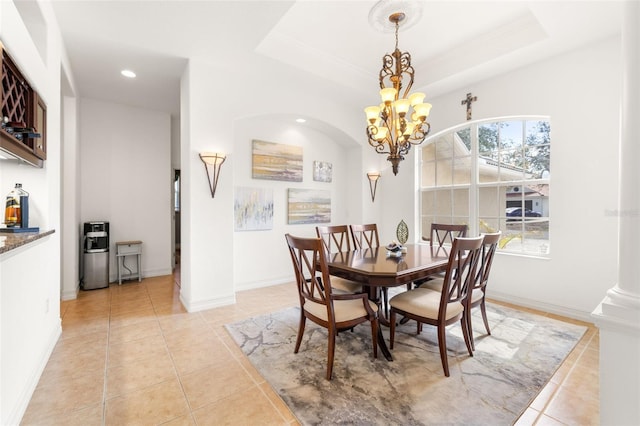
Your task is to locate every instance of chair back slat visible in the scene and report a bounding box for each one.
[439,236,484,318]
[431,223,468,247]
[316,225,351,254]
[473,232,501,293]
[285,234,332,308]
[350,224,380,250]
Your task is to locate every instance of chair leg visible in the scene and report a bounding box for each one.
[389,310,396,349]
[294,314,306,353]
[371,318,379,359]
[480,299,491,335]
[437,324,450,377]
[382,288,389,318]
[467,309,475,351]
[326,328,336,380]
[461,316,474,357]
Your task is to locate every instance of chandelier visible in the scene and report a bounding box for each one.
[364,12,432,175]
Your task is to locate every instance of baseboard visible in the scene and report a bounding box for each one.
[180,293,236,313]
[61,283,80,301]
[143,268,173,278]
[108,267,173,283]
[488,290,596,324]
[234,277,292,292]
[6,319,62,425]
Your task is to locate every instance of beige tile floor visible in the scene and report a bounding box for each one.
[21,272,599,425]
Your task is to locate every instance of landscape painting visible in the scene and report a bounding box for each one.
[313,160,333,182]
[234,187,274,231]
[287,188,331,224]
[252,140,303,182]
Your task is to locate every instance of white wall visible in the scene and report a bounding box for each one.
[60,93,80,300]
[79,99,172,281]
[232,117,353,290]
[381,36,622,319]
[180,56,369,311]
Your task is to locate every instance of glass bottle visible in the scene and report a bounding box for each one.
[4,183,27,227]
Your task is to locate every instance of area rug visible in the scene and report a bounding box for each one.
[225,303,586,425]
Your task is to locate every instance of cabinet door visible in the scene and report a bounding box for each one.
[31,92,46,160]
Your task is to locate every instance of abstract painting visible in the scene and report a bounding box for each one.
[287,188,331,224]
[234,187,274,231]
[313,160,333,182]
[252,140,303,182]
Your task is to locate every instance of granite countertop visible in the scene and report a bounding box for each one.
[0,229,55,255]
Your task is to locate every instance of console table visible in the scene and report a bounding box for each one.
[115,240,142,284]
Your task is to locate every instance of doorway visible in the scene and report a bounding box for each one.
[173,169,181,268]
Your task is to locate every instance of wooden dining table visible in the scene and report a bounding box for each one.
[326,243,450,361]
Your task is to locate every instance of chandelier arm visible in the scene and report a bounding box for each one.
[379,54,395,90]
[411,122,431,141]
[397,145,412,157]
[367,137,392,155]
[398,53,414,98]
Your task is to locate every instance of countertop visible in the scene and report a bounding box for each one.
[0,229,55,255]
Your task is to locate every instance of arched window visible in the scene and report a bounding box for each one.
[418,117,550,256]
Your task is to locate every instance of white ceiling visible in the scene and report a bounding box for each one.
[50,1,624,118]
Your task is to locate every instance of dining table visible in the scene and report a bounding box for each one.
[325,243,451,361]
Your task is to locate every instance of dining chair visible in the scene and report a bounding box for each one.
[467,231,501,349]
[349,224,380,251]
[420,232,501,350]
[424,223,468,247]
[389,236,484,377]
[415,223,469,286]
[285,233,379,380]
[349,224,392,315]
[316,225,362,294]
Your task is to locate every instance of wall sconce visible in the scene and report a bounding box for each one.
[367,172,381,202]
[199,152,226,198]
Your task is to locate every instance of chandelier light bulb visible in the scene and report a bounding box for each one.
[365,106,381,124]
[375,127,389,141]
[409,92,426,106]
[380,88,397,104]
[393,98,411,116]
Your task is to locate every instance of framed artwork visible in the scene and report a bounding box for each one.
[288,188,331,224]
[252,140,303,182]
[234,187,274,231]
[313,160,333,182]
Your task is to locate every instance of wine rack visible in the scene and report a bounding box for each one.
[0,43,46,167]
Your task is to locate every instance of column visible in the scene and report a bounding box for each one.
[592,1,640,425]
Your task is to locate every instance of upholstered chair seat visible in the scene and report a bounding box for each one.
[305,298,379,323]
[389,287,464,321]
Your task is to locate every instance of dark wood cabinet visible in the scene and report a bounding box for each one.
[0,43,47,167]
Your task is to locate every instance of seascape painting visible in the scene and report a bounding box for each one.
[234,187,274,231]
[252,140,303,182]
[287,188,331,224]
[313,160,333,182]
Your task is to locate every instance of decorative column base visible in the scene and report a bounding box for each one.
[592,288,640,425]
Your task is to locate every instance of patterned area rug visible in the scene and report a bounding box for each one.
[225,303,586,425]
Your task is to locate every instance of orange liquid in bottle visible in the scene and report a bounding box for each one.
[4,199,20,227]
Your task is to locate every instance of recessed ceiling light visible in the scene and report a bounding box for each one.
[296,118,306,123]
[121,69,136,78]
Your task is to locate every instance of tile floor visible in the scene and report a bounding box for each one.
[21,273,599,425]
